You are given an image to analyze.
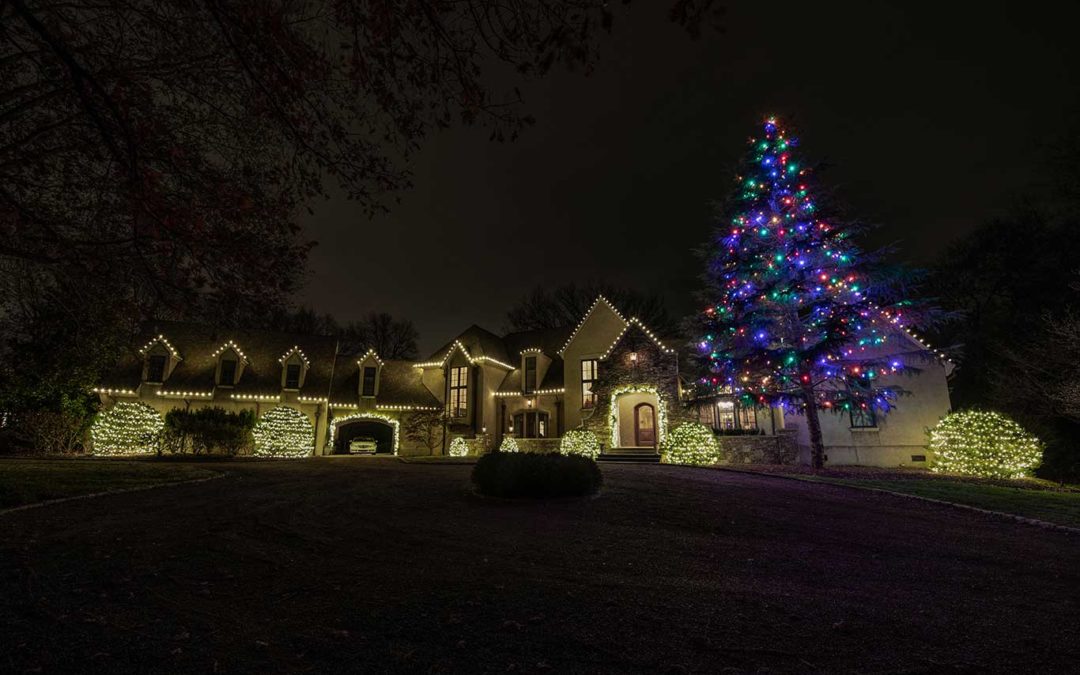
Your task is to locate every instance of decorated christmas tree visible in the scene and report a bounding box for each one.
[694,117,927,468]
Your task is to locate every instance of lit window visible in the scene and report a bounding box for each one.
[362,366,377,397]
[581,359,598,409]
[512,411,549,438]
[713,399,757,431]
[146,354,167,383]
[285,364,301,389]
[850,407,877,429]
[449,366,468,417]
[524,356,537,394]
[219,358,237,385]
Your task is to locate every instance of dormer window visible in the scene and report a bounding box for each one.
[146,354,167,383]
[279,346,310,391]
[219,358,237,386]
[524,356,537,394]
[362,366,377,397]
[285,364,301,389]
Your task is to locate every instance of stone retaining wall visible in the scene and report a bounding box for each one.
[513,438,562,454]
[718,431,798,465]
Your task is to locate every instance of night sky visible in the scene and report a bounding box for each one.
[299,1,1079,355]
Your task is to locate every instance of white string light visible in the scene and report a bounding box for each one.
[138,334,182,360]
[558,295,627,355]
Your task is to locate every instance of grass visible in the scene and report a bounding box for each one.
[0,458,220,509]
[789,474,1080,528]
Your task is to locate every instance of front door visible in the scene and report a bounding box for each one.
[634,403,656,447]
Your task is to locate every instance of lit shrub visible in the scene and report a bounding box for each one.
[252,406,314,458]
[560,429,600,460]
[929,410,1043,479]
[661,422,721,466]
[499,436,520,453]
[448,436,469,457]
[90,402,164,456]
[472,452,602,498]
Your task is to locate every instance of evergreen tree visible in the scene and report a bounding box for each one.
[694,118,928,468]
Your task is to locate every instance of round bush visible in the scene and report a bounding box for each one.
[499,436,520,453]
[661,422,721,466]
[472,452,602,498]
[560,429,600,460]
[90,402,164,456]
[252,406,314,458]
[448,436,469,457]
[929,410,1043,479]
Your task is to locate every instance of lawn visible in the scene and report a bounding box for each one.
[1,460,1078,673]
[737,465,1080,528]
[0,458,220,509]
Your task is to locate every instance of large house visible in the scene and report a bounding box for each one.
[94,297,953,466]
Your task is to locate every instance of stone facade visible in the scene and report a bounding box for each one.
[717,432,799,465]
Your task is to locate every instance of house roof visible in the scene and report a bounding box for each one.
[424,324,513,367]
[99,321,340,396]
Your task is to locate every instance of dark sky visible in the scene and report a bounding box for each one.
[299,1,1079,355]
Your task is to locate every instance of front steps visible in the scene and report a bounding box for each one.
[598,447,661,463]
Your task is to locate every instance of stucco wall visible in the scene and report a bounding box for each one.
[784,353,952,467]
[616,392,659,448]
[562,300,627,431]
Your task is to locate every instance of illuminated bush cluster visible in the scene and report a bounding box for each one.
[499,436,520,453]
[252,406,314,458]
[560,429,600,460]
[929,410,1043,479]
[90,402,165,456]
[660,422,721,466]
[448,436,469,457]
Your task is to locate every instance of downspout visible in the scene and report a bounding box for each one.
[322,339,340,455]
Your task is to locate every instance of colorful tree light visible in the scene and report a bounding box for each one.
[693,117,931,468]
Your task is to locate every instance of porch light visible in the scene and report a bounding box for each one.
[630,352,638,362]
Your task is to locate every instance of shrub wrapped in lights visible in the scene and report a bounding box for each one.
[499,436,520,453]
[448,436,469,457]
[660,422,721,466]
[929,410,1042,479]
[560,429,600,460]
[252,406,314,458]
[90,402,165,456]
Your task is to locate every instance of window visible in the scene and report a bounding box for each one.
[449,366,468,417]
[524,356,537,394]
[581,358,598,409]
[219,358,237,386]
[285,363,301,389]
[511,411,549,438]
[146,354,167,383]
[850,406,877,429]
[712,399,757,431]
[362,366,377,397]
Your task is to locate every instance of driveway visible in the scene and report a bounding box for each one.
[2,459,1078,673]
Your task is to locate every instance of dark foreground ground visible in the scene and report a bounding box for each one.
[2,460,1078,673]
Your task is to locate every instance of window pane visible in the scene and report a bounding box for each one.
[362,366,377,396]
[219,359,237,385]
[524,357,536,394]
[850,407,876,428]
[285,364,301,389]
[147,355,166,383]
[581,358,598,409]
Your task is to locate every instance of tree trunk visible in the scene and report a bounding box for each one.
[802,384,825,470]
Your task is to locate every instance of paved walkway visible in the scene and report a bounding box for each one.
[2,459,1078,673]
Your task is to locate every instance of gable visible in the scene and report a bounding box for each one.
[559,296,628,357]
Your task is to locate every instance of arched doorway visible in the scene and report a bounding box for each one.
[634,403,656,448]
[334,418,396,455]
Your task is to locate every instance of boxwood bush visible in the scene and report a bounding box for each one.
[472,451,602,498]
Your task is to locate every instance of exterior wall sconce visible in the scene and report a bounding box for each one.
[630,352,639,363]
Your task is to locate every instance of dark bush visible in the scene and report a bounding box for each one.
[163,407,254,456]
[472,451,602,498]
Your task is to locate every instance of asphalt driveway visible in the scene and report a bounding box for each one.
[2,459,1078,673]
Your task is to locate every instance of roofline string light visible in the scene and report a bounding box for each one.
[278,345,311,367]
[211,340,250,364]
[91,387,138,397]
[157,390,213,399]
[598,317,675,360]
[413,340,515,371]
[138,334,182,360]
[558,295,627,355]
[357,347,385,367]
[493,387,566,398]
